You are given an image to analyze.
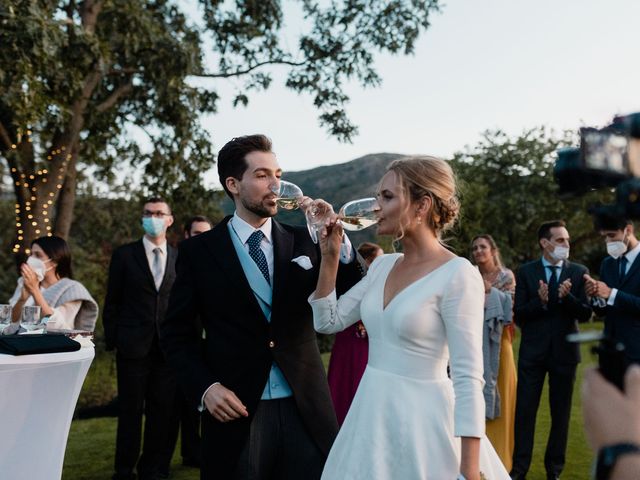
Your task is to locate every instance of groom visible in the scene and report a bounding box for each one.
[160,134,361,479]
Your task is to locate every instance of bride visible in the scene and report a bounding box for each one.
[309,156,509,479]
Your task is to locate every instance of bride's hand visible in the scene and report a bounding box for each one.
[319,214,343,259]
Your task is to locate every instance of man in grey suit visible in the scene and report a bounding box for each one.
[585,212,640,364]
[511,220,592,480]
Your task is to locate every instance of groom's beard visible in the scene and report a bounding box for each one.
[241,196,276,218]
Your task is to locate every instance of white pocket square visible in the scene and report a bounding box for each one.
[291,255,313,270]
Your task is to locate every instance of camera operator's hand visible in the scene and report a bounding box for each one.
[584,274,599,297]
[582,366,640,451]
[558,279,572,299]
[538,280,549,305]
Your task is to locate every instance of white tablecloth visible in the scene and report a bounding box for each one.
[0,347,94,480]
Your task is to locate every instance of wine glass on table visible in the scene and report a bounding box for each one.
[20,305,43,332]
[0,304,11,334]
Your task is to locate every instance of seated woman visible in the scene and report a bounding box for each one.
[3,236,98,334]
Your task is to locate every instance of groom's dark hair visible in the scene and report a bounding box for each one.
[218,134,273,199]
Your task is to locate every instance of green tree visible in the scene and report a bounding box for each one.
[0,0,441,256]
[450,128,612,270]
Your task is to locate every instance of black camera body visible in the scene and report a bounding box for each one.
[567,332,629,391]
[554,112,640,218]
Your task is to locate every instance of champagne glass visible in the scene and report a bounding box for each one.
[305,201,335,244]
[272,179,330,244]
[20,305,42,331]
[338,197,379,231]
[272,180,304,210]
[0,304,11,334]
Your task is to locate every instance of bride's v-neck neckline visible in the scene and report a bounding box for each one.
[381,255,458,312]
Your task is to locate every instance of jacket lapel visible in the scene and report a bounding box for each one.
[159,245,177,291]
[620,254,640,288]
[203,217,269,321]
[559,260,571,284]
[534,259,546,284]
[271,220,294,317]
[133,240,156,289]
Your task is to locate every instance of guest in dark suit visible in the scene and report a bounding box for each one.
[511,220,592,480]
[167,215,215,470]
[585,212,640,363]
[104,197,178,480]
[160,134,361,480]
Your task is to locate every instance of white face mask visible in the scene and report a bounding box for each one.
[607,241,627,259]
[26,256,51,282]
[549,245,570,262]
[606,231,629,259]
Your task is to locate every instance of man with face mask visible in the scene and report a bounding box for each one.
[104,197,178,480]
[585,213,640,364]
[510,220,592,480]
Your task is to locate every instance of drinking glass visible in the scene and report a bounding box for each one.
[0,304,11,333]
[272,180,304,211]
[21,305,43,331]
[338,197,379,231]
[0,304,11,325]
[305,201,335,244]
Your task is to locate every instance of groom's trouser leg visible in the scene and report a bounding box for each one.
[234,398,324,480]
[277,397,324,479]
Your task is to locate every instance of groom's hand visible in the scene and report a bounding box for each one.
[204,384,249,423]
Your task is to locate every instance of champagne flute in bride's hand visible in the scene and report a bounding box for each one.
[338,197,379,231]
[272,180,304,210]
[305,200,335,244]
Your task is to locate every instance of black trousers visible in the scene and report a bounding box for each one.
[200,397,325,480]
[167,388,202,464]
[511,359,576,477]
[114,342,179,479]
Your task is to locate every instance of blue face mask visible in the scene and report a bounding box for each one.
[142,217,166,238]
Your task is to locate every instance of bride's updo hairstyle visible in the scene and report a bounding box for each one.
[386,156,460,242]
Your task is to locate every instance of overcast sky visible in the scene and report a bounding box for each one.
[197,0,640,186]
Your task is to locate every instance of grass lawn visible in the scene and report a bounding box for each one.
[63,323,603,479]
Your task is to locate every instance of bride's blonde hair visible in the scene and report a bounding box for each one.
[385,156,460,243]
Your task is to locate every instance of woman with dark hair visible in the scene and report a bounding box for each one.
[470,234,517,471]
[3,236,98,334]
[327,241,383,426]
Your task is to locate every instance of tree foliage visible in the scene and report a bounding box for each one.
[449,128,613,272]
[0,0,441,255]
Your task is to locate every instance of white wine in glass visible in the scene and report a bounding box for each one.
[273,180,304,210]
[339,198,379,231]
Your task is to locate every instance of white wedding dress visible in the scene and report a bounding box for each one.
[310,254,510,479]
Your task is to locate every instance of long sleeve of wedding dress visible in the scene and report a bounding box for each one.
[441,261,486,438]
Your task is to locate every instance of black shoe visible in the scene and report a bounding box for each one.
[509,473,526,480]
[547,475,560,480]
[112,474,136,480]
[182,456,201,468]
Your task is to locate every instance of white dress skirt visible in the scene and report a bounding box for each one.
[310,254,510,480]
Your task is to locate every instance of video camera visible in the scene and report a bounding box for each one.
[554,112,640,218]
[556,113,640,389]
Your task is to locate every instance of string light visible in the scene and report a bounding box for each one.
[10,136,69,253]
